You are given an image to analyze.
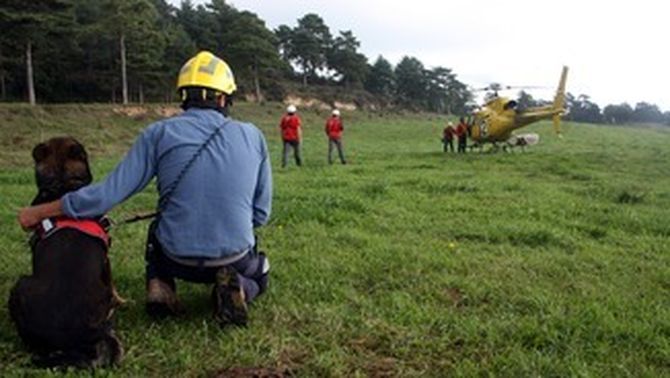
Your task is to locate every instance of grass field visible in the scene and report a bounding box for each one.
[0,103,669,377]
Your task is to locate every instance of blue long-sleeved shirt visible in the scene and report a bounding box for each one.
[62,108,272,259]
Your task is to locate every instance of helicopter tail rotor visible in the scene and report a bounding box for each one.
[551,66,569,136]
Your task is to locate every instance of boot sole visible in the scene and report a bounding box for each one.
[214,267,248,327]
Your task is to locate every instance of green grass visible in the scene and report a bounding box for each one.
[0,103,669,376]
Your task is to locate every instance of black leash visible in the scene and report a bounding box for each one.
[114,212,158,226]
[112,119,230,228]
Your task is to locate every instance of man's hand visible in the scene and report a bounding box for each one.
[17,200,65,231]
[18,207,42,231]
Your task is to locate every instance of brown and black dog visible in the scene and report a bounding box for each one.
[8,136,123,368]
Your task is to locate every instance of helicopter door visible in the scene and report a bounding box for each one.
[478,118,489,138]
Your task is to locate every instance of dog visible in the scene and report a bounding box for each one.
[8,136,123,368]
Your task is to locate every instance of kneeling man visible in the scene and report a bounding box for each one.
[18,51,272,327]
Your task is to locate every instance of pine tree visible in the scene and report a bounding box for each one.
[0,0,73,105]
[101,0,161,104]
[365,56,396,98]
[224,11,282,102]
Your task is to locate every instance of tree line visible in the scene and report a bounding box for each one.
[0,0,472,114]
[0,0,667,124]
[518,90,670,126]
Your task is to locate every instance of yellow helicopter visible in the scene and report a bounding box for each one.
[468,66,569,148]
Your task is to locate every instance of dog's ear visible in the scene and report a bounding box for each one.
[32,143,50,163]
[68,142,88,162]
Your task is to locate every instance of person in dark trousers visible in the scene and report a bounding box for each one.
[325,109,347,164]
[18,51,272,328]
[442,121,455,152]
[279,105,302,167]
[456,117,468,153]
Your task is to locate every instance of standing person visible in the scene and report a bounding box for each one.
[456,116,468,153]
[279,105,302,167]
[17,51,272,327]
[442,121,455,153]
[325,109,346,164]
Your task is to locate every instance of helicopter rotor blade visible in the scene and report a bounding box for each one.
[471,85,549,92]
[506,85,548,90]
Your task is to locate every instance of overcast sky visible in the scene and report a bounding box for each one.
[172,0,670,110]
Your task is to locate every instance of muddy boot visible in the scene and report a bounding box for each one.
[146,278,182,318]
[213,266,248,327]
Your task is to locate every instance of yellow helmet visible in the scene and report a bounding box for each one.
[176,51,237,95]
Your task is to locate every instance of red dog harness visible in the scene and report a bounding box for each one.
[31,217,111,250]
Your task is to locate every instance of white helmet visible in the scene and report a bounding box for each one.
[287,105,297,114]
[332,109,340,116]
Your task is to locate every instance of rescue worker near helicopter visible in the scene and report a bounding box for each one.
[279,105,303,167]
[442,121,455,153]
[17,51,272,328]
[456,117,468,153]
[325,109,347,164]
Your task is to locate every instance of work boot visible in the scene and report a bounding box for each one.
[145,278,182,318]
[213,266,248,327]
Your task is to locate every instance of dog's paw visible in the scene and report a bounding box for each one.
[91,331,124,368]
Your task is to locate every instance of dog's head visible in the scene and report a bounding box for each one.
[32,137,92,205]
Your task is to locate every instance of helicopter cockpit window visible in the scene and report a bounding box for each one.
[503,100,518,111]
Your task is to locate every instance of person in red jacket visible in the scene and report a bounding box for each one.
[325,109,347,164]
[279,105,302,167]
[455,116,468,153]
[442,121,455,153]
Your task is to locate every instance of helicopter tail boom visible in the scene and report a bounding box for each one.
[552,66,569,135]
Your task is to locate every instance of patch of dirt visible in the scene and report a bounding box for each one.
[214,366,293,378]
[154,105,182,118]
[364,357,397,378]
[445,287,464,307]
[112,106,147,117]
[112,105,181,119]
[333,101,357,111]
[277,346,308,369]
[349,336,379,352]
[284,95,331,111]
[245,93,265,103]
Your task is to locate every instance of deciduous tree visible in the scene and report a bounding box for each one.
[631,102,663,123]
[566,93,602,124]
[327,31,368,88]
[603,103,633,124]
[279,13,332,86]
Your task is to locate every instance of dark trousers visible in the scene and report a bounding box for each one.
[282,140,302,167]
[458,136,467,153]
[145,226,268,304]
[443,138,454,152]
[328,138,346,164]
